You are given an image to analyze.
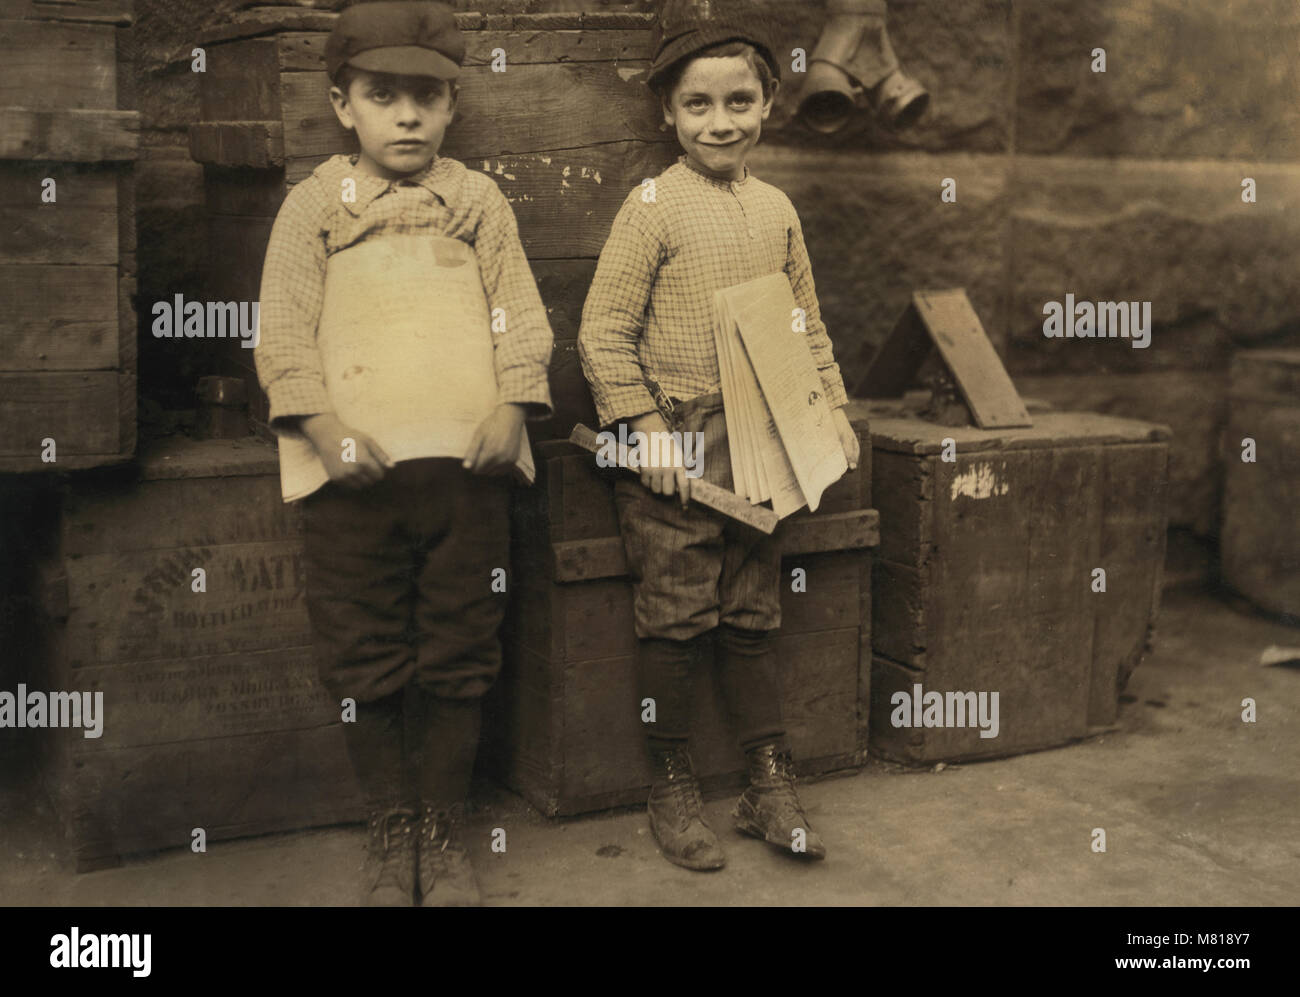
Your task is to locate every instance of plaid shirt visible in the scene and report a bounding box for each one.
[578,157,848,428]
[255,153,553,432]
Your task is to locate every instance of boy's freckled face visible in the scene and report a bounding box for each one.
[330,68,456,180]
[664,55,773,182]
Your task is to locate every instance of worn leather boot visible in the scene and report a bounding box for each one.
[647,745,726,871]
[417,803,482,907]
[733,744,827,860]
[362,807,418,906]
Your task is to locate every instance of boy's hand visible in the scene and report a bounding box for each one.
[302,413,395,489]
[464,403,527,476]
[833,407,860,472]
[628,411,691,508]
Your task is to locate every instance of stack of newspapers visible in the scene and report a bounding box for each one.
[712,272,847,519]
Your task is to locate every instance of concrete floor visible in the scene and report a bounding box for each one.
[2,586,1297,906]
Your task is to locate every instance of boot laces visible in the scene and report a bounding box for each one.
[663,752,706,819]
[371,808,414,879]
[421,807,466,857]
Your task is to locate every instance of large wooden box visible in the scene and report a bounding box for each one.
[0,0,139,471]
[1222,349,1300,619]
[485,419,879,816]
[38,437,361,870]
[858,404,1170,764]
[188,7,677,441]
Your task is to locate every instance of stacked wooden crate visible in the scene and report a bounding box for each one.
[40,436,361,871]
[0,0,139,471]
[1221,349,1300,619]
[491,425,878,816]
[188,7,678,438]
[855,401,1170,764]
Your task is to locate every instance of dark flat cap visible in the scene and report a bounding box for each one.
[326,1,465,82]
[649,0,781,91]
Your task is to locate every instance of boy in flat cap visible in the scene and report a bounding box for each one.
[578,0,859,872]
[255,0,553,906]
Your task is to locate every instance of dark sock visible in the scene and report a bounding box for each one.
[714,624,788,753]
[405,685,482,811]
[341,691,406,812]
[637,634,704,754]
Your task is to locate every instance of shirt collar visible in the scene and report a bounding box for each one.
[327,154,458,216]
[677,154,750,188]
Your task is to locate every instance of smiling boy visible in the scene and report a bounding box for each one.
[254,1,553,906]
[577,0,858,871]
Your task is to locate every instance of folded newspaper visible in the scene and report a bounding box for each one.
[275,234,535,502]
[713,272,847,518]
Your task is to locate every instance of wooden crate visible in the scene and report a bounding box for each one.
[188,8,677,440]
[484,419,879,816]
[0,0,139,472]
[857,404,1170,764]
[1222,349,1300,618]
[39,437,361,870]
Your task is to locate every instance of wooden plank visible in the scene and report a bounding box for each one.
[0,162,118,265]
[48,724,362,871]
[509,551,862,667]
[200,37,281,122]
[0,0,132,25]
[1089,442,1167,724]
[62,539,309,667]
[1223,397,1300,617]
[926,446,1100,677]
[869,654,1097,765]
[482,630,563,815]
[471,142,677,258]
[0,264,118,370]
[1228,348,1300,407]
[281,63,668,169]
[0,19,116,110]
[0,108,139,161]
[871,558,928,666]
[188,121,284,168]
[207,214,275,304]
[276,28,655,72]
[0,371,119,456]
[914,290,1031,429]
[569,424,779,534]
[66,644,339,751]
[61,470,296,559]
[197,8,339,45]
[547,509,878,583]
[869,411,1172,456]
[203,165,287,218]
[870,449,933,567]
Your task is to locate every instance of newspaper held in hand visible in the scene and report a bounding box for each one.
[714,272,847,517]
[275,234,535,502]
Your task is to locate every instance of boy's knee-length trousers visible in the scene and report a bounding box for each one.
[302,458,511,703]
[614,391,784,641]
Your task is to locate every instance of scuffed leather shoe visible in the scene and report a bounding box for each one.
[417,804,482,907]
[733,744,827,860]
[647,746,726,871]
[362,807,417,906]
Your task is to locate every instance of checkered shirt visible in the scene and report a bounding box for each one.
[577,157,849,428]
[255,153,554,432]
